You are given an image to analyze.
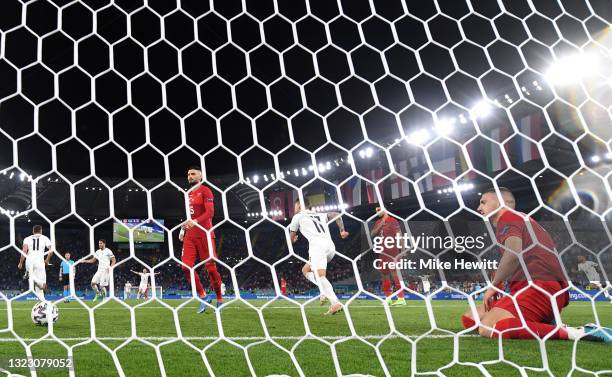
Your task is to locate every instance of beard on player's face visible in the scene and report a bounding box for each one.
[187,171,201,186]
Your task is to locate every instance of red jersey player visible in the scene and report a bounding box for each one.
[371,207,406,306]
[462,187,611,343]
[280,276,287,296]
[180,166,223,313]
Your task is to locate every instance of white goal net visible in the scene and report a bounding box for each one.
[0,0,611,376]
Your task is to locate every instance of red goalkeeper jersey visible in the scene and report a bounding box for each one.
[495,210,566,291]
[187,184,215,239]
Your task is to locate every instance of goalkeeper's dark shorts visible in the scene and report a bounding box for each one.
[61,273,69,283]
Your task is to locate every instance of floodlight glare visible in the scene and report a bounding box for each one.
[545,53,599,85]
[471,100,492,118]
[435,118,453,136]
[407,129,430,145]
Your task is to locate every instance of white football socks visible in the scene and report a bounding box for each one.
[304,271,318,286]
[317,277,339,305]
[33,284,45,301]
[565,326,586,340]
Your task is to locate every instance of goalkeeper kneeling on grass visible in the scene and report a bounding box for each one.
[462,187,611,343]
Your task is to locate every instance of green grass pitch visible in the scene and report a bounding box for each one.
[0,299,609,376]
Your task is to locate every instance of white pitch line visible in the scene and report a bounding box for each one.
[1,305,459,311]
[0,334,477,342]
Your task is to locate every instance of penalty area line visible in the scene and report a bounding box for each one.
[0,334,478,342]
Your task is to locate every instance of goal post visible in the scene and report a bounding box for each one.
[122,285,162,300]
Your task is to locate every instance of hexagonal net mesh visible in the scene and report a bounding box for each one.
[0,0,611,375]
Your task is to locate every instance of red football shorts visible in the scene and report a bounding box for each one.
[182,236,217,267]
[492,280,569,323]
[379,248,400,274]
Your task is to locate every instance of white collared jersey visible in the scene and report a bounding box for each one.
[578,260,600,281]
[94,248,114,272]
[23,234,52,262]
[139,272,151,287]
[289,210,330,243]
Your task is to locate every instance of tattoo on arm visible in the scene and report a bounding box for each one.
[336,217,345,232]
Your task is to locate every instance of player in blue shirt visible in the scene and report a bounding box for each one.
[59,252,75,303]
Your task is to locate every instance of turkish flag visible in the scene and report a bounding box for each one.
[269,191,286,220]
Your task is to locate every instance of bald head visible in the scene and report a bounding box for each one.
[490,187,515,208]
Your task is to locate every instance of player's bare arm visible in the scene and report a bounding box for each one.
[110,256,117,268]
[81,256,97,264]
[327,212,349,238]
[484,236,522,311]
[44,244,55,265]
[370,220,383,237]
[18,243,28,270]
[290,231,299,243]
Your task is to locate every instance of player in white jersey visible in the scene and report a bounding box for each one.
[82,239,116,302]
[124,281,133,300]
[577,255,611,301]
[17,225,54,301]
[420,275,431,293]
[289,198,349,315]
[131,268,160,300]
